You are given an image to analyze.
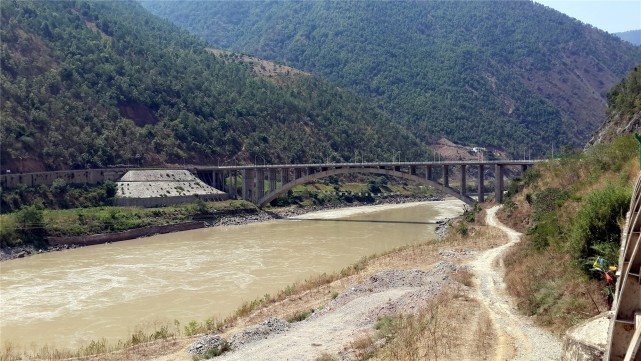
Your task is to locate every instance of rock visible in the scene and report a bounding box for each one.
[561,312,610,361]
[16,251,27,258]
[228,317,290,350]
[186,334,227,355]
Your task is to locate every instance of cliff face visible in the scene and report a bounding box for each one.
[587,110,641,148]
[587,66,641,148]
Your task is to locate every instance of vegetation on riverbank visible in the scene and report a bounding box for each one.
[0,176,435,250]
[499,134,638,331]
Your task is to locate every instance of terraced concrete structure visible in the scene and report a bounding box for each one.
[607,174,641,361]
[115,169,226,207]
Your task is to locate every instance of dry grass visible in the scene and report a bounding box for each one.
[371,290,496,361]
[503,240,608,332]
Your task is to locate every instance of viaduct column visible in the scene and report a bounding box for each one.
[521,164,528,175]
[426,165,433,181]
[242,169,254,202]
[255,168,265,202]
[443,165,449,188]
[268,169,277,193]
[294,168,302,179]
[230,171,237,199]
[478,164,485,203]
[281,168,289,185]
[495,164,504,203]
[460,165,467,196]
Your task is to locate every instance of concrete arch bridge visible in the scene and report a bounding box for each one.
[195,161,537,207]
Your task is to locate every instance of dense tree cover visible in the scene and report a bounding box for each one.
[141,0,641,156]
[0,0,429,171]
[607,66,641,116]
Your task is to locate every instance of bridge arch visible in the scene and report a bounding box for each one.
[257,167,475,207]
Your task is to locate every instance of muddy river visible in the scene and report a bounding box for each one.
[0,200,464,351]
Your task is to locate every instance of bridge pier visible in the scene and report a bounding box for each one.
[478,164,485,203]
[268,169,277,193]
[426,165,432,181]
[242,169,254,201]
[255,169,265,202]
[495,164,504,203]
[460,165,466,196]
[281,168,289,185]
[443,165,449,188]
[231,171,237,198]
[295,168,302,179]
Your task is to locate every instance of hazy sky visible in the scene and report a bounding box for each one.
[535,0,641,33]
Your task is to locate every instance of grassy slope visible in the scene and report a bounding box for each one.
[499,135,638,331]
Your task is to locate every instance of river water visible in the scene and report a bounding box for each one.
[0,200,463,351]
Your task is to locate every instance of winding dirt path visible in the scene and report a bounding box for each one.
[472,206,561,360]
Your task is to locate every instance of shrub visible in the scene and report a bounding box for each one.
[568,184,631,272]
[15,205,47,248]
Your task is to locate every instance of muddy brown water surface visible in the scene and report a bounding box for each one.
[0,201,463,352]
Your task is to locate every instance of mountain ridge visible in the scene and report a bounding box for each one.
[141,0,641,156]
[0,0,429,172]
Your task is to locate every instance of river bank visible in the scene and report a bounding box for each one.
[0,195,449,262]
[1,198,464,353]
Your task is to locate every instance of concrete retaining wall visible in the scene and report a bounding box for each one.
[47,221,205,246]
[0,169,128,189]
[114,194,228,208]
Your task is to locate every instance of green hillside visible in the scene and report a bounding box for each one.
[497,67,641,330]
[0,0,428,172]
[140,0,641,156]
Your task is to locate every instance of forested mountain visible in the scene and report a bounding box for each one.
[0,0,429,172]
[140,0,641,156]
[588,66,641,147]
[616,30,641,46]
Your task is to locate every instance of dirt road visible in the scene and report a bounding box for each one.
[472,206,561,360]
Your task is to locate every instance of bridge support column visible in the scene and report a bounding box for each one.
[294,168,302,179]
[230,171,237,199]
[268,169,277,193]
[242,169,254,202]
[410,166,416,175]
[281,168,289,185]
[443,165,449,188]
[426,165,432,181]
[213,171,225,191]
[521,164,528,175]
[460,165,466,196]
[255,169,264,202]
[478,164,485,203]
[495,164,504,203]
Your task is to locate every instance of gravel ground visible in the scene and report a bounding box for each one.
[210,265,461,361]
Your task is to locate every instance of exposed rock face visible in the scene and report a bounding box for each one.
[586,110,641,148]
